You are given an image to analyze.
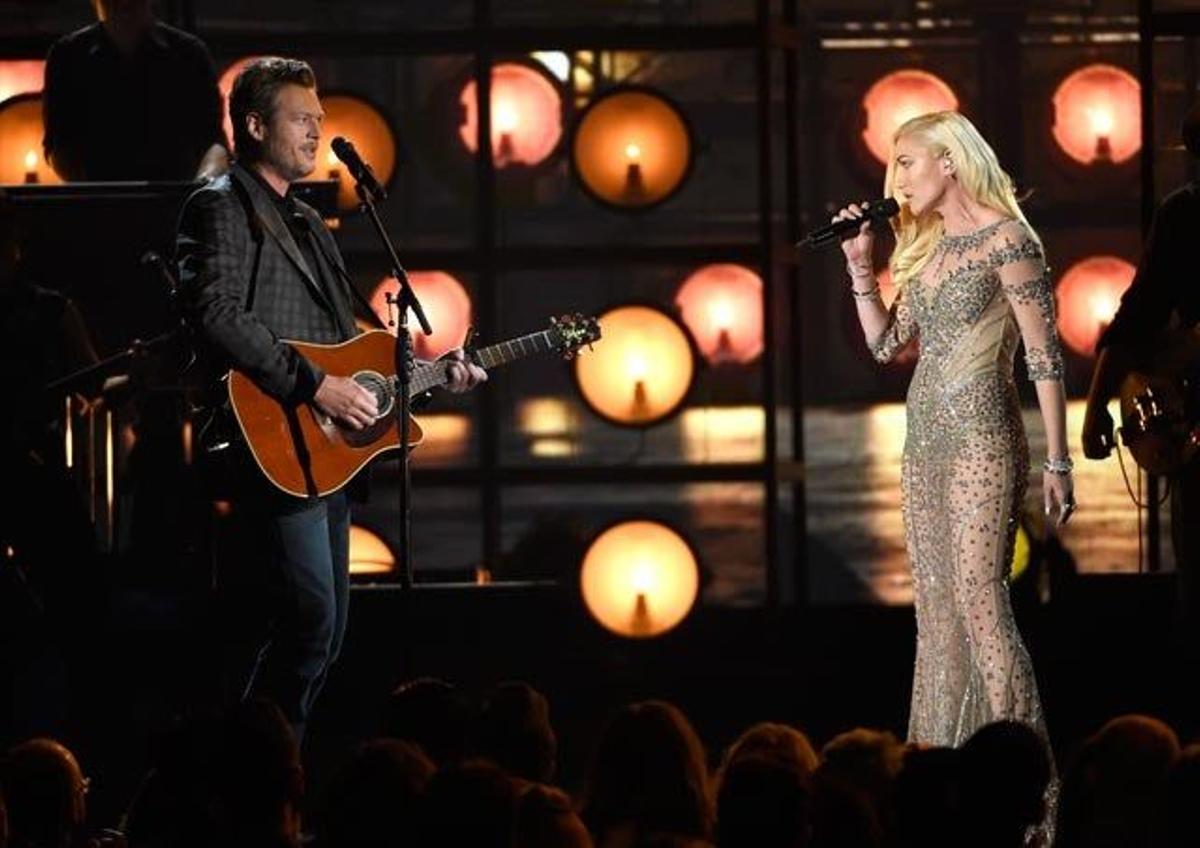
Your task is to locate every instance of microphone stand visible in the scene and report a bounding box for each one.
[350,179,433,595]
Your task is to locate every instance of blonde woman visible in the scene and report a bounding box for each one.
[834,111,1072,752]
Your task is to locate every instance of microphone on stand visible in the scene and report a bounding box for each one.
[797,197,900,249]
[330,136,387,202]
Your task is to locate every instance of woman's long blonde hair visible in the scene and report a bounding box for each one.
[884,111,1038,286]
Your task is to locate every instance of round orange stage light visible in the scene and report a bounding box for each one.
[317,95,397,211]
[1055,255,1135,357]
[0,60,45,103]
[1052,64,1141,165]
[0,94,61,185]
[349,524,395,575]
[370,271,473,361]
[459,62,564,168]
[861,69,959,165]
[574,305,695,427]
[580,520,700,638]
[674,263,764,366]
[572,87,693,210]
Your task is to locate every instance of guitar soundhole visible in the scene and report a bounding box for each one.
[339,371,394,448]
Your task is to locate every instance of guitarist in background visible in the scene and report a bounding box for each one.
[176,57,485,741]
[1082,102,1200,667]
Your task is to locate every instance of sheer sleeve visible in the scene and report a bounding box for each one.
[868,283,919,364]
[992,221,1064,382]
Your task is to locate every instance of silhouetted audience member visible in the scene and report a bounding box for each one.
[474,681,558,785]
[382,677,474,767]
[211,699,303,848]
[817,728,902,840]
[0,738,89,848]
[957,720,1051,848]
[715,722,818,779]
[320,738,433,848]
[120,710,222,848]
[420,759,518,848]
[808,775,882,848]
[1163,744,1200,848]
[892,746,960,848]
[715,753,812,848]
[1055,714,1179,848]
[581,700,713,848]
[514,784,593,848]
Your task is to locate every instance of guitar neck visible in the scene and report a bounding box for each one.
[406,329,559,396]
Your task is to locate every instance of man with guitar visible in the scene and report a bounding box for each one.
[1082,103,1200,655]
[175,57,485,740]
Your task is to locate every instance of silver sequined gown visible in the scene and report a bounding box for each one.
[869,218,1062,753]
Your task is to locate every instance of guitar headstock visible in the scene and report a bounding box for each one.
[550,313,602,360]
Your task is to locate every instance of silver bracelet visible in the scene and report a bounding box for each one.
[851,284,881,300]
[1043,456,1073,475]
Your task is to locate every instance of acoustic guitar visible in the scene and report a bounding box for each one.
[1118,325,1200,476]
[228,314,600,497]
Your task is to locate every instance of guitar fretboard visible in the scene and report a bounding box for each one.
[405,329,559,397]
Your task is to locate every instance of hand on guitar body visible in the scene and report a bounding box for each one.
[312,348,486,430]
[313,374,379,430]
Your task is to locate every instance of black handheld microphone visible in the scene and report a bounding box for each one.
[798,198,900,249]
[330,136,387,202]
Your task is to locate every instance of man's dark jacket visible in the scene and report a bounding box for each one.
[176,162,358,405]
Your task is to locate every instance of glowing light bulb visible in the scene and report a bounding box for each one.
[622,142,646,199]
[709,299,735,332]
[631,559,655,593]
[627,352,648,380]
[22,149,38,183]
[495,100,519,133]
[1092,293,1119,324]
[1087,107,1115,136]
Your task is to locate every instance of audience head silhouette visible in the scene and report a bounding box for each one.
[382,676,473,766]
[582,700,713,844]
[958,721,1051,848]
[1056,713,1180,848]
[321,737,433,848]
[0,738,88,848]
[212,698,304,848]
[474,681,558,785]
[420,758,518,848]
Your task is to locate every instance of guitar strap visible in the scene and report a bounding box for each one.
[301,213,387,332]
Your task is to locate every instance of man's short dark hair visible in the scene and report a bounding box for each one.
[229,57,316,162]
